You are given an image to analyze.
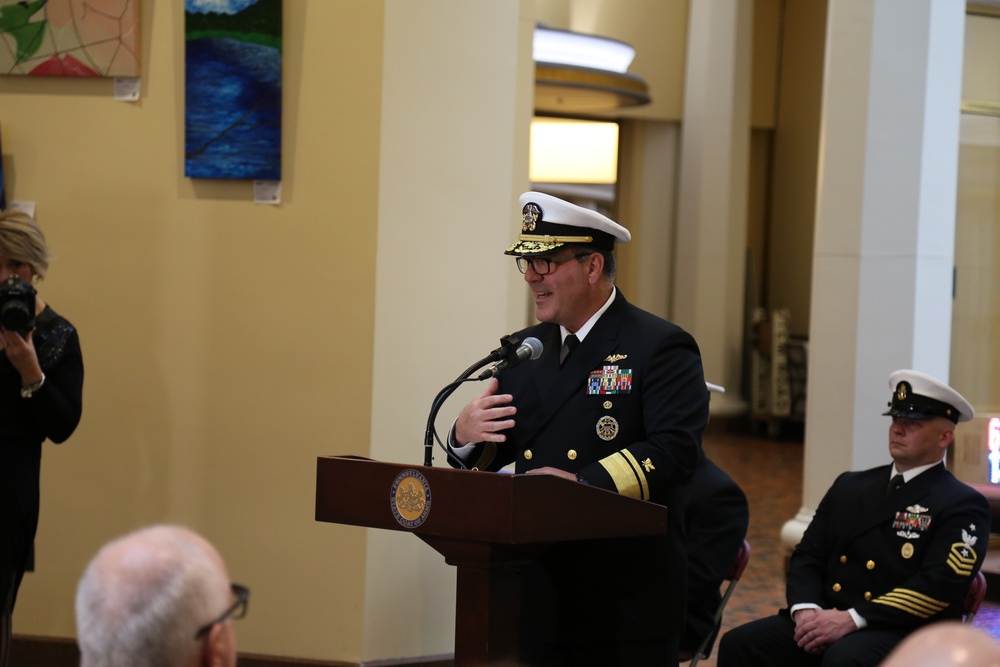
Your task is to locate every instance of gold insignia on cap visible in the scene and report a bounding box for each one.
[901,543,914,559]
[522,203,541,232]
[517,233,594,244]
[642,458,655,472]
[596,415,619,441]
[897,382,908,401]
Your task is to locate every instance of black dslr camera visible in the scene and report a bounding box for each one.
[0,275,37,333]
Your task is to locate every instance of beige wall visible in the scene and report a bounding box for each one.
[2,0,541,662]
[364,0,534,660]
[1,1,383,661]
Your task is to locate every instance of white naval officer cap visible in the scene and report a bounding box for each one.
[883,369,974,424]
[505,191,631,256]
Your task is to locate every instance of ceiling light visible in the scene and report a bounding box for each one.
[533,25,650,114]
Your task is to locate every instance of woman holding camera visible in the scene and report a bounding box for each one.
[0,210,83,667]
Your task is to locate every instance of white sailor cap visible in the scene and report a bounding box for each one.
[505,191,631,256]
[883,369,974,424]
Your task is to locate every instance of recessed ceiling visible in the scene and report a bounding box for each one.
[534,63,650,114]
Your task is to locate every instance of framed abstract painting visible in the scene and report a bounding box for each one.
[0,0,140,76]
[184,0,282,181]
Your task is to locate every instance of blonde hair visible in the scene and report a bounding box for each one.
[0,210,51,279]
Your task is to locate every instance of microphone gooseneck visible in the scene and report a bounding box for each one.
[422,335,544,466]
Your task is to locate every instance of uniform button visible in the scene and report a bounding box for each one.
[833,583,842,592]
[603,400,613,409]
[524,450,533,460]
[864,592,872,601]
[567,450,578,460]
[867,560,875,570]
[839,555,847,563]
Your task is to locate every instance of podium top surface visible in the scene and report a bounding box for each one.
[315,455,668,545]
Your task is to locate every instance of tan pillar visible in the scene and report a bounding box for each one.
[368,0,534,660]
[671,0,754,415]
[782,0,966,546]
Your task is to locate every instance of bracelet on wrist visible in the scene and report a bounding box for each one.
[21,373,46,399]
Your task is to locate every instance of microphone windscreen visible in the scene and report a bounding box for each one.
[523,336,544,360]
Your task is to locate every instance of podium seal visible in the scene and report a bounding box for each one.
[391,469,432,529]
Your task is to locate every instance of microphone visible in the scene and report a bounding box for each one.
[479,336,543,379]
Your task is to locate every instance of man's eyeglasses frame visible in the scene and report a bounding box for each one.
[515,251,593,276]
[194,583,250,640]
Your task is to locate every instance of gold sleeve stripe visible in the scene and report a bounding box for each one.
[620,450,650,500]
[470,443,496,471]
[598,451,648,500]
[872,598,935,618]
[872,588,948,618]
[947,545,978,576]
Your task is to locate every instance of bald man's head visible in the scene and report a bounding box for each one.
[76,526,237,667]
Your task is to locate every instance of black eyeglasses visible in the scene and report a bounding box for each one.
[194,583,250,640]
[515,252,593,275]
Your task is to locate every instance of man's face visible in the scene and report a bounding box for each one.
[888,416,953,472]
[520,249,596,331]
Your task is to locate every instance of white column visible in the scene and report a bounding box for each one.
[367,0,534,660]
[672,0,753,415]
[782,0,966,547]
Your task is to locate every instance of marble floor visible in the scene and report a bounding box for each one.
[697,420,1000,667]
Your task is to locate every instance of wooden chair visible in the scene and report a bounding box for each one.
[964,570,987,624]
[689,539,751,666]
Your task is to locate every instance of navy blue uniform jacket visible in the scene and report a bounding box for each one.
[459,290,709,644]
[787,462,990,630]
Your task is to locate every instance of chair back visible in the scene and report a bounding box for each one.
[727,538,751,582]
[964,571,987,624]
[689,539,751,666]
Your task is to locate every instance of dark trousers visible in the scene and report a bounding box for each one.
[717,615,904,667]
[0,566,22,667]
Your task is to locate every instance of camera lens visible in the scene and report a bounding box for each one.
[0,276,36,332]
[0,300,32,332]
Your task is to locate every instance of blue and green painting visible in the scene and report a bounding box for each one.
[185,0,281,180]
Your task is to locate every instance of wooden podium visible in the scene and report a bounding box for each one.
[315,456,668,666]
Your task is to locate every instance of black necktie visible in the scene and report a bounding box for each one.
[886,474,904,497]
[560,334,579,367]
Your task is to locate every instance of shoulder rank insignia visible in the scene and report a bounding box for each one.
[947,528,979,576]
